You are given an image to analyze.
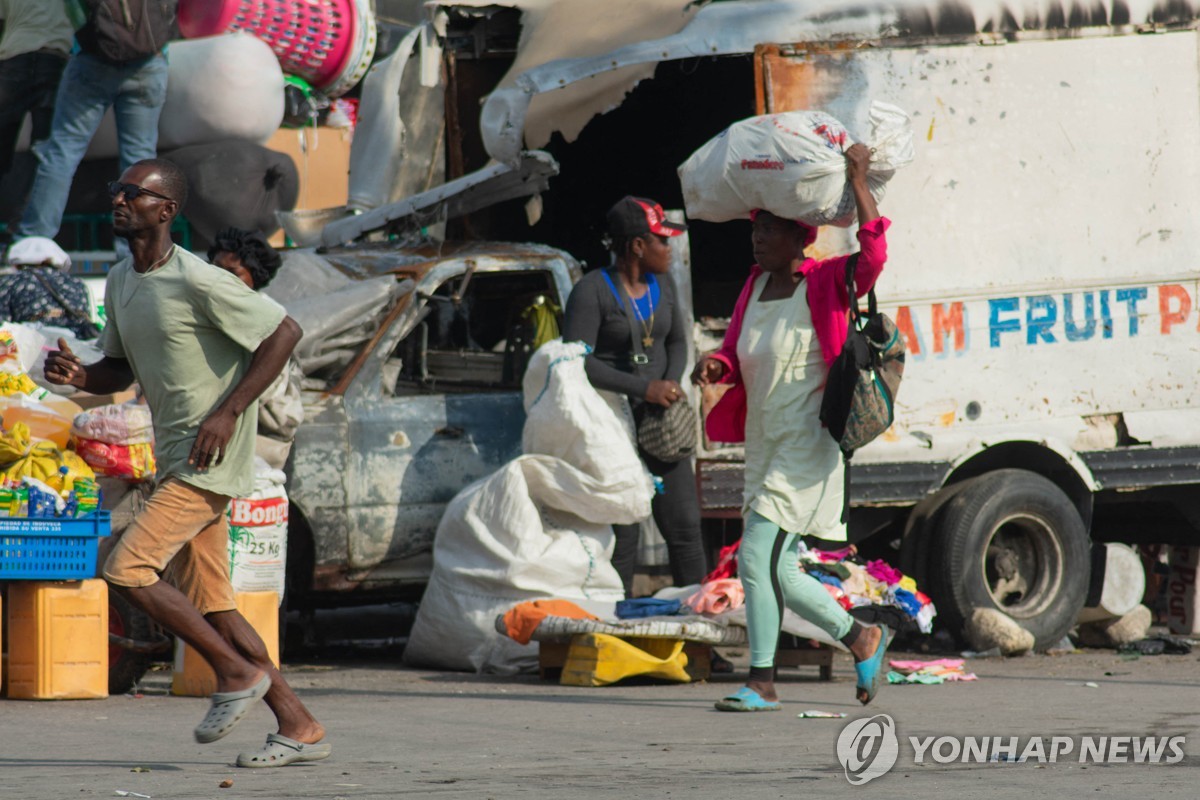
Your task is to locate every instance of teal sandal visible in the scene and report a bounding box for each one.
[714,686,782,712]
[854,625,891,705]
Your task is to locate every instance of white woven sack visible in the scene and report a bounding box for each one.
[679,101,913,227]
[403,341,652,673]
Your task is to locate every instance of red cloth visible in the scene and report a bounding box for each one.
[705,217,891,443]
[501,599,598,645]
[703,539,741,583]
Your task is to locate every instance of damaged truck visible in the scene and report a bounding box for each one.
[278,0,1200,650]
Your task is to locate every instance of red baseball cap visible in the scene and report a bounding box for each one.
[606,196,687,238]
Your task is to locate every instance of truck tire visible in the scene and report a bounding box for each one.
[929,469,1090,651]
[108,591,155,695]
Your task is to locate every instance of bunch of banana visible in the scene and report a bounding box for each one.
[0,423,96,483]
[0,372,39,398]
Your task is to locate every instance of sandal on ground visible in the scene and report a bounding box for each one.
[237,733,332,768]
[714,686,782,712]
[194,673,271,744]
[854,625,891,706]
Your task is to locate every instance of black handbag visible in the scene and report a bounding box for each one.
[612,273,697,463]
[819,253,906,457]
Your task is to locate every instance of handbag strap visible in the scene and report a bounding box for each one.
[29,269,92,324]
[841,252,876,325]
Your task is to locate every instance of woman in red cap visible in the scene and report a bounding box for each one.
[692,143,893,711]
[562,196,706,598]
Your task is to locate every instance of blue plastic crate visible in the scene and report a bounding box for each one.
[0,512,111,580]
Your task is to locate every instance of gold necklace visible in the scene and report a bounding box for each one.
[120,245,175,307]
[624,276,655,348]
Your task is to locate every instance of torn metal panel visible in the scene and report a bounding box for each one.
[475,1,900,164]
[347,23,448,212]
[321,150,560,246]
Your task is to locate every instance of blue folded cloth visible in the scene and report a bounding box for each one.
[614,597,682,619]
[809,571,844,590]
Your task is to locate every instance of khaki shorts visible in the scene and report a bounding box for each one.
[103,478,236,615]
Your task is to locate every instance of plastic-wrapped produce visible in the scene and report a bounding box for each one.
[71,403,154,446]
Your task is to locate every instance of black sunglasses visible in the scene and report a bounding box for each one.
[107,181,174,202]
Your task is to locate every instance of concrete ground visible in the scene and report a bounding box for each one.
[1,643,1197,799]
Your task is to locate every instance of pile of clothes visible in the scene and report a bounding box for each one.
[800,546,937,635]
[689,539,937,635]
[887,658,978,685]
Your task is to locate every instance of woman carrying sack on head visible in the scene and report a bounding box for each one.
[692,143,892,711]
[562,196,706,599]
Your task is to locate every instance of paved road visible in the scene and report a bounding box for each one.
[2,643,1197,799]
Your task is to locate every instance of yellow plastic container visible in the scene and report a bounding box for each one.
[560,633,690,687]
[6,579,108,699]
[171,591,279,697]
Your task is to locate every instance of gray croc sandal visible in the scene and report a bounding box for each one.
[237,733,332,768]
[194,673,271,744]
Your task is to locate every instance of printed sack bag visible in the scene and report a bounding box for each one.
[635,394,697,463]
[819,254,905,455]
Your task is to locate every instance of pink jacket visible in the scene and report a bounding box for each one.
[705,217,891,443]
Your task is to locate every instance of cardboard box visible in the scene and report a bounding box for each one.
[264,126,353,247]
[70,390,137,410]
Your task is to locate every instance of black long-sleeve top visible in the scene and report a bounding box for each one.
[562,268,688,401]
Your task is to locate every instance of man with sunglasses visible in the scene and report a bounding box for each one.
[44,159,332,768]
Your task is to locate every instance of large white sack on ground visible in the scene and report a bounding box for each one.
[19,34,284,160]
[679,101,913,227]
[403,341,654,673]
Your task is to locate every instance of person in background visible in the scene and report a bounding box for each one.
[17,0,176,255]
[43,159,329,767]
[692,143,892,711]
[207,227,283,292]
[562,196,707,598]
[207,227,302,471]
[0,0,73,204]
[0,235,98,339]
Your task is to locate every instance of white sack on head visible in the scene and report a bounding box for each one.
[678,101,913,227]
[403,341,653,673]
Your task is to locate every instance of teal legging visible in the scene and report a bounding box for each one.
[741,510,854,668]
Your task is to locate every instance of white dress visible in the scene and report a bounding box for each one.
[737,273,846,540]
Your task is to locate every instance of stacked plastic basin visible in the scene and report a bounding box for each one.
[178,0,377,97]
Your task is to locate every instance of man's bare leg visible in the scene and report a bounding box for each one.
[207,610,325,744]
[115,581,263,693]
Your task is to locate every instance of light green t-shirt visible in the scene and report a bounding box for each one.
[0,0,73,61]
[100,247,287,498]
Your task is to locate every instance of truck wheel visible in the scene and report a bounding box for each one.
[930,469,1090,651]
[108,591,155,695]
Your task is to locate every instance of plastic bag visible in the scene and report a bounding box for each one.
[71,402,154,446]
[678,101,913,227]
[73,438,156,481]
[0,422,89,483]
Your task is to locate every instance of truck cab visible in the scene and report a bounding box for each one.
[283,240,580,605]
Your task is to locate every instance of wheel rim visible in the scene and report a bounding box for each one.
[979,513,1064,619]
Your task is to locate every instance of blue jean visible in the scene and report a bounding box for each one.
[0,50,68,179]
[19,51,168,241]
